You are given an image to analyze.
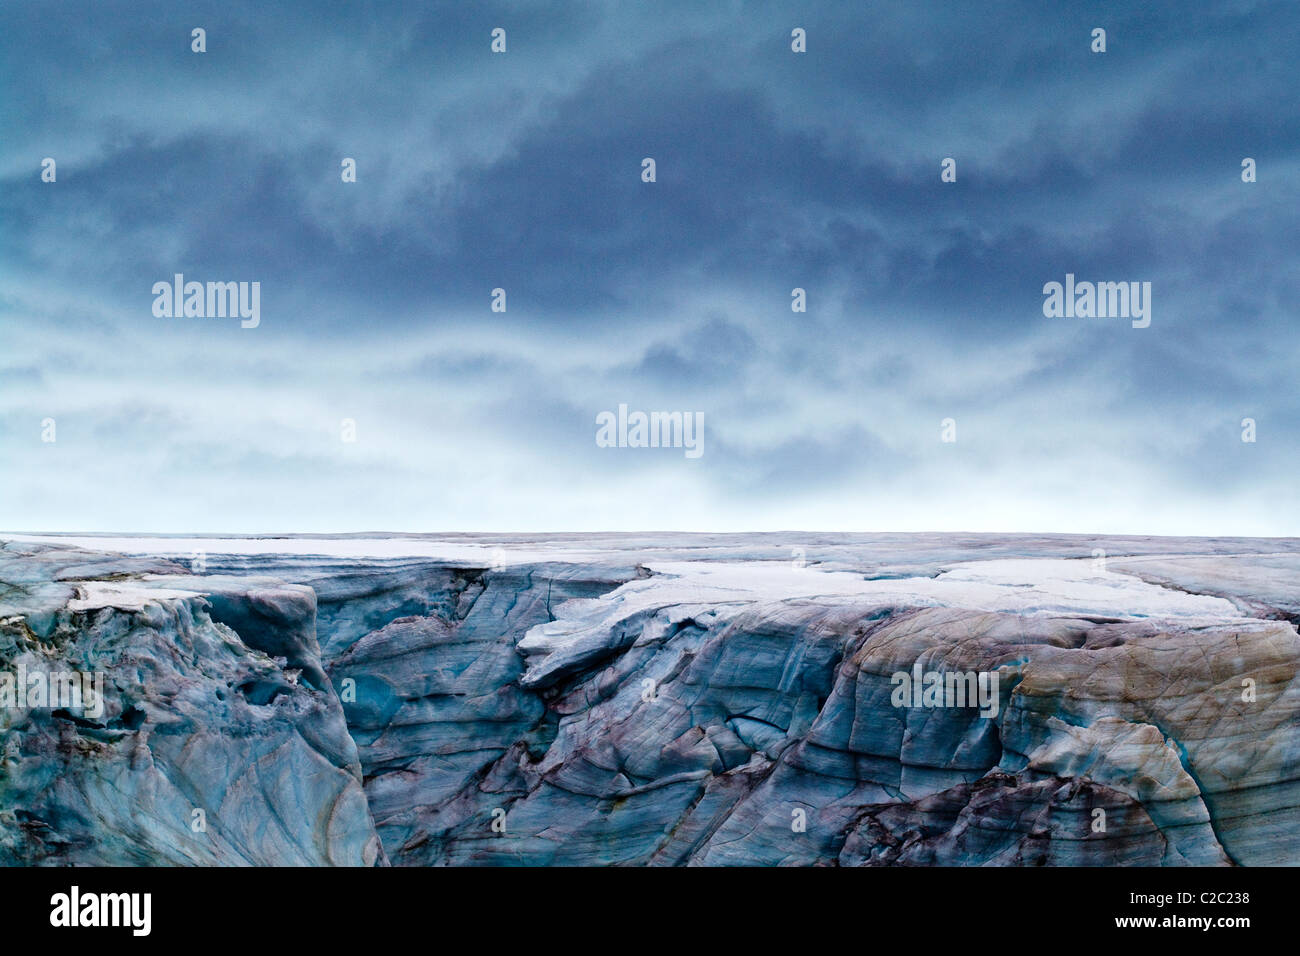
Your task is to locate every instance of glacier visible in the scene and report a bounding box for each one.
[1,532,1298,866]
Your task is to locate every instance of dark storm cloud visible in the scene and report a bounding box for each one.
[1,0,1296,533]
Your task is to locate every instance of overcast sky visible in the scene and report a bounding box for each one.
[2,0,1297,535]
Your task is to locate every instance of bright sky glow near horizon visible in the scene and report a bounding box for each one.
[2,1,1297,536]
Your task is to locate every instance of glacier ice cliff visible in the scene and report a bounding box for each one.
[1,532,1298,866]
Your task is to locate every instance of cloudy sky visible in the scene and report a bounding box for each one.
[2,0,1297,535]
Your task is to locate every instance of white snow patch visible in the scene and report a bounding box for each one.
[632,557,1244,620]
[68,581,202,612]
[1,534,609,565]
[516,557,1247,686]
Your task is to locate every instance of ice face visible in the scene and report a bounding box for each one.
[2,532,1297,866]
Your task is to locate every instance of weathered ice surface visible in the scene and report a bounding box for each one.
[0,542,380,865]
[2,532,1298,866]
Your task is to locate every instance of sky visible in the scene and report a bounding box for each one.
[1,0,1297,535]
